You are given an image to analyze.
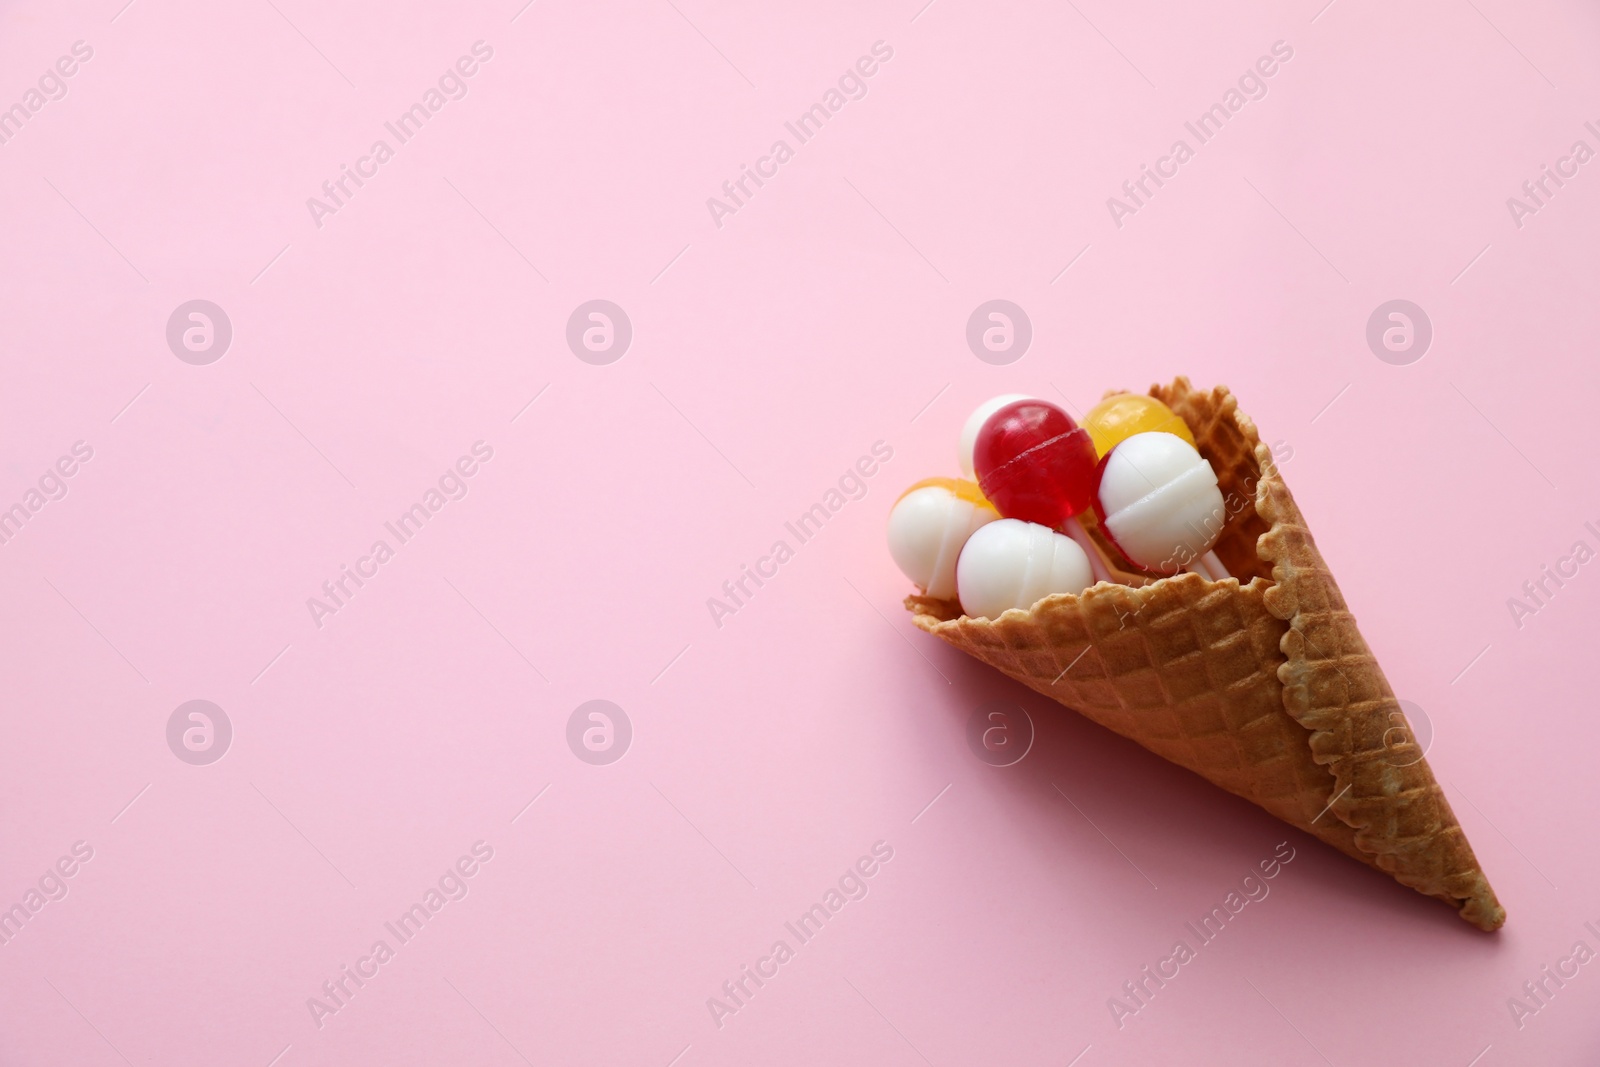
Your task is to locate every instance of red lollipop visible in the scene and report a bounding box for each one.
[972,400,1099,527]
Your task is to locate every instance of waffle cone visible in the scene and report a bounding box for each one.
[907,379,1504,931]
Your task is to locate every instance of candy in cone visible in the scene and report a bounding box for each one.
[905,379,1504,931]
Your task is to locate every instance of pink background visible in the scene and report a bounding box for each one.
[2,0,1598,1063]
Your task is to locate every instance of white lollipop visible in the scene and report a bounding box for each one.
[886,479,998,600]
[1094,431,1229,578]
[958,393,1034,480]
[956,518,1094,620]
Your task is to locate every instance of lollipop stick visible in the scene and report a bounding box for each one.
[1063,517,1114,586]
[1184,551,1230,581]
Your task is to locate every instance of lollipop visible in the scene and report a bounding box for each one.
[1092,431,1229,579]
[971,398,1112,584]
[1083,393,1195,456]
[956,518,1093,619]
[972,399,1097,526]
[958,393,1033,479]
[886,478,998,600]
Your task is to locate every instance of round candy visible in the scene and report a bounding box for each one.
[956,518,1093,619]
[958,393,1033,479]
[1084,393,1195,456]
[887,478,998,600]
[1092,432,1226,574]
[973,399,1098,528]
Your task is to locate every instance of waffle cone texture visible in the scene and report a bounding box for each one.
[907,379,1504,931]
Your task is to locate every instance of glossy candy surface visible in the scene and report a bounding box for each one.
[956,518,1093,619]
[958,393,1033,479]
[1084,393,1195,456]
[972,400,1098,528]
[1092,431,1225,574]
[886,478,998,600]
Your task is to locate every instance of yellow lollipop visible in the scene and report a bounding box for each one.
[1083,394,1196,456]
[895,476,994,508]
